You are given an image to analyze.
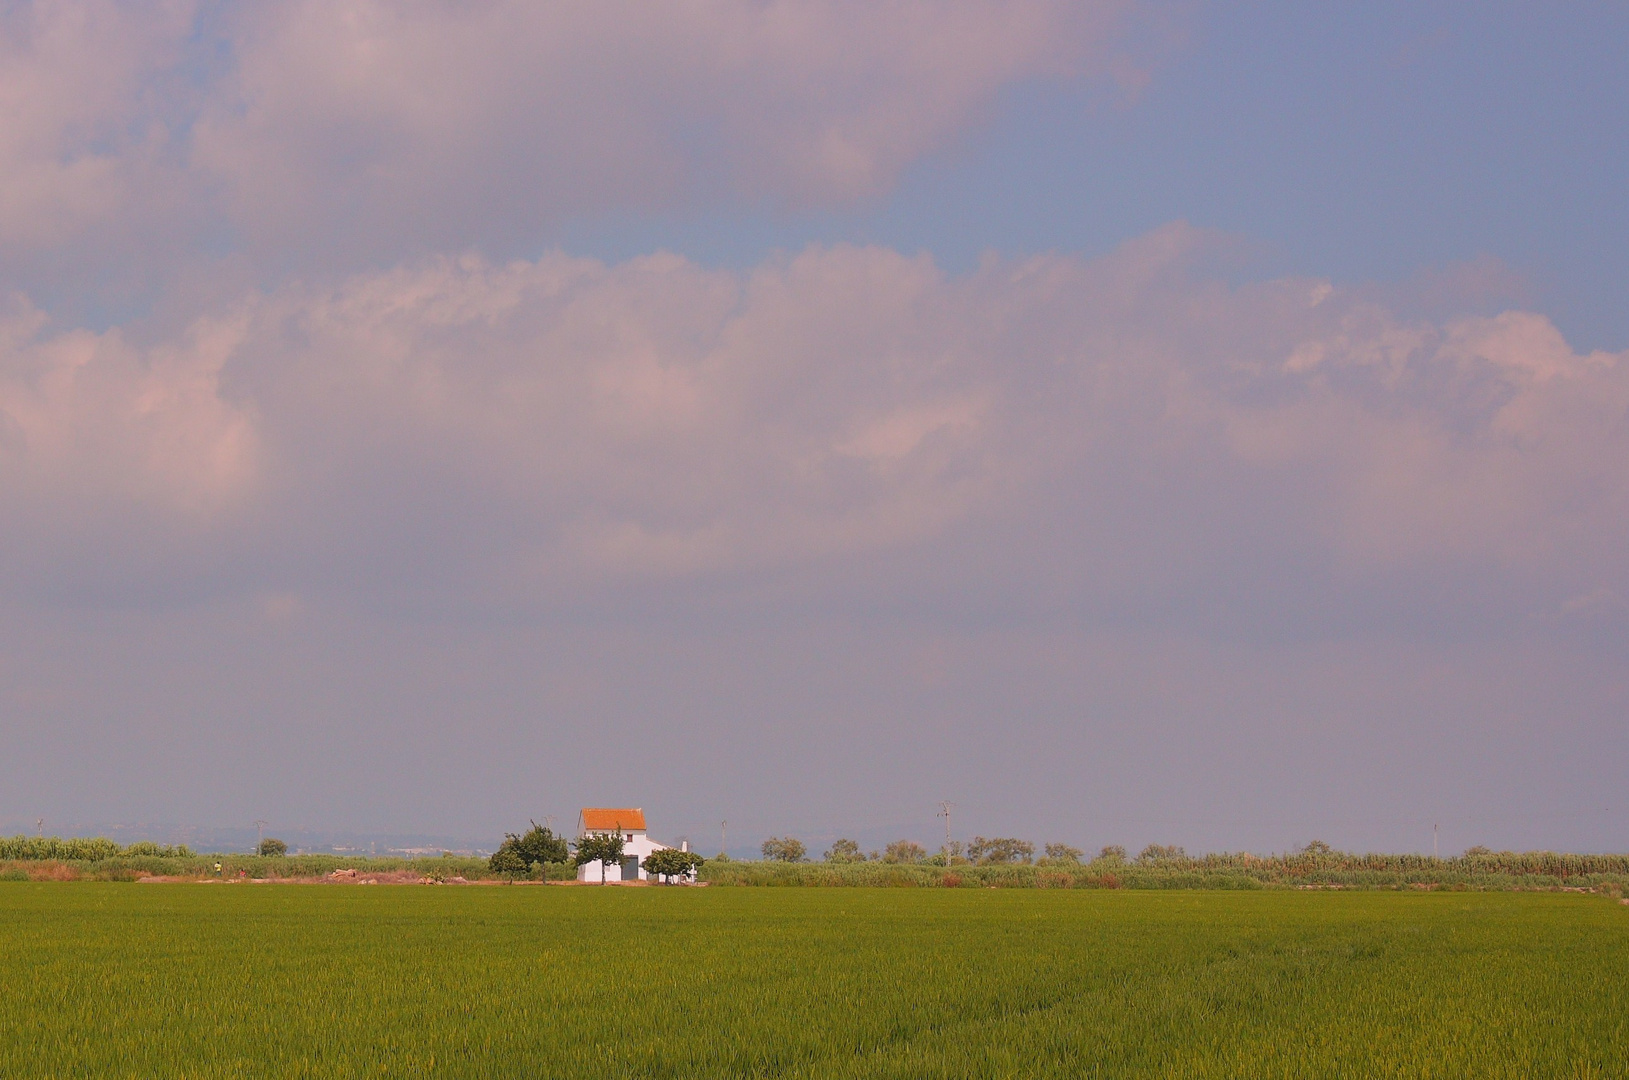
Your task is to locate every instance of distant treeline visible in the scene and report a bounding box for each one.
[6,835,1628,891]
[0,836,194,861]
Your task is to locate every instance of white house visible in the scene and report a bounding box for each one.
[576,808,688,882]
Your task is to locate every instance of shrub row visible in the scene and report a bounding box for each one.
[699,857,1629,891]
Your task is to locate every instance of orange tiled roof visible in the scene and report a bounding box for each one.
[580,808,646,832]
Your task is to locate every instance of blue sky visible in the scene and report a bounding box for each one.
[567,2,1629,350]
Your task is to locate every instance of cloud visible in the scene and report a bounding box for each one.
[3,225,1625,630]
[199,0,1136,237]
[0,292,255,594]
[0,0,1151,277]
[0,0,197,248]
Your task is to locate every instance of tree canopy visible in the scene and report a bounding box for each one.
[643,848,705,882]
[882,840,926,864]
[823,839,865,863]
[761,837,806,862]
[488,821,570,875]
[573,832,625,882]
[966,837,1034,865]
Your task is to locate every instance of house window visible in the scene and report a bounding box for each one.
[626,834,633,842]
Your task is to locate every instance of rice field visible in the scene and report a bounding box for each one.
[1,884,1624,1078]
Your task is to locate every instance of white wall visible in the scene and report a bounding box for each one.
[575,831,668,882]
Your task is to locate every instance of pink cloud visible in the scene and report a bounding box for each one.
[0,0,196,247]
[191,0,1144,256]
[3,226,1624,620]
[0,0,1155,279]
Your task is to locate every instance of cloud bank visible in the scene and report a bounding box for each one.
[4,225,1624,631]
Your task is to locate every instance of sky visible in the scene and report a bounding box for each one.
[1,0,1626,858]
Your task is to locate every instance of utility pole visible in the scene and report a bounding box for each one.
[1433,824,1439,859]
[720,820,727,856]
[544,815,555,834]
[254,820,268,855]
[936,802,954,858]
[35,818,43,838]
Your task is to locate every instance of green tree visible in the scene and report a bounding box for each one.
[514,822,569,865]
[1137,844,1186,863]
[488,846,528,875]
[882,840,926,864]
[489,821,571,876]
[1041,843,1083,864]
[761,837,806,862]
[1098,845,1127,862]
[966,837,1034,865]
[574,831,625,883]
[823,839,865,863]
[643,848,705,883]
[258,838,288,857]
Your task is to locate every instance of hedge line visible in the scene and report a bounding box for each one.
[699,857,1629,891]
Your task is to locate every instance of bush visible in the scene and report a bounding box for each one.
[258,839,288,857]
[761,837,807,862]
[1099,845,1127,862]
[1042,843,1083,864]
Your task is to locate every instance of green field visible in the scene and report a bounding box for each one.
[1,885,1624,1078]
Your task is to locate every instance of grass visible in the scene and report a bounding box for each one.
[1,885,1624,1078]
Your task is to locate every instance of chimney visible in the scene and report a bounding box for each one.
[680,840,689,853]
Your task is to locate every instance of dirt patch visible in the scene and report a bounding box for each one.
[26,863,81,882]
[319,869,485,885]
